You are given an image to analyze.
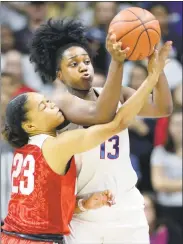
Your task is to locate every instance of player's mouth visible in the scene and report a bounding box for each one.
[81,73,91,80]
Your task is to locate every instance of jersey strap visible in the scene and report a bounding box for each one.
[28,134,50,149]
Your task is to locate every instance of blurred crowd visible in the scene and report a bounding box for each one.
[1,2,182,244]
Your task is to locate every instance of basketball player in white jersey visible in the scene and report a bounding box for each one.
[30,18,173,244]
[62,45,172,244]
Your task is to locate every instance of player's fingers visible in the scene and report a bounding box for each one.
[109,34,117,45]
[102,190,110,195]
[114,41,122,51]
[106,30,115,49]
[108,28,114,36]
[152,49,158,63]
[159,41,172,55]
[112,43,120,51]
[121,46,130,54]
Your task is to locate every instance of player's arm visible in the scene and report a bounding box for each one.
[55,31,129,126]
[43,62,161,175]
[120,42,173,118]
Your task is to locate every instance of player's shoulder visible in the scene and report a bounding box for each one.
[15,134,51,155]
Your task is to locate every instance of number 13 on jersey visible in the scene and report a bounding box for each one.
[100,135,119,159]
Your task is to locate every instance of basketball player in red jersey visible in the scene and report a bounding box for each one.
[2,60,162,244]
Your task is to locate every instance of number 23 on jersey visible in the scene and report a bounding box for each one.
[12,153,35,195]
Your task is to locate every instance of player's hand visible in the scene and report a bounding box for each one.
[83,190,116,210]
[106,29,130,63]
[148,41,172,74]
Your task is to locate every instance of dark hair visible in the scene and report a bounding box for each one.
[164,107,182,153]
[2,94,29,148]
[30,18,92,83]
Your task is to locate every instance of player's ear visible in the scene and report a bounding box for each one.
[22,122,36,134]
[57,70,62,81]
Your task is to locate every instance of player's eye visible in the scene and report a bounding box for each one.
[85,60,90,65]
[70,62,77,67]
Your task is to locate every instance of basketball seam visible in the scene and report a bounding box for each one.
[111,19,141,24]
[127,9,152,57]
[145,28,160,37]
[126,29,147,60]
[111,19,156,42]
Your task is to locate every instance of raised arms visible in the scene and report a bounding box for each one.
[43,49,168,175]
[120,42,173,118]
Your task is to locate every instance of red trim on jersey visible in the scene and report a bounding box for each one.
[3,144,76,235]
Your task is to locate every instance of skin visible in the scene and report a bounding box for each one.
[24,51,164,174]
[59,47,94,91]
[56,41,173,120]
[21,50,166,211]
[20,48,167,212]
[54,31,129,126]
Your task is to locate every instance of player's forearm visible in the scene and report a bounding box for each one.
[76,72,160,153]
[114,71,160,129]
[152,71,173,116]
[94,59,123,123]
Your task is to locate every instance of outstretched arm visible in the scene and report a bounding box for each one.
[43,51,165,175]
[120,42,173,118]
[56,31,129,126]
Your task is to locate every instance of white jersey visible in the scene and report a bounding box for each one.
[64,88,149,243]
[59,88,143,222]
[76,88,138,201]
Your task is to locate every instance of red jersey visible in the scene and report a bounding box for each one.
[3,134,76,235]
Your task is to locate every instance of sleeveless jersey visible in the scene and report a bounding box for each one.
[59,88,138,200]
[2,134,77,235]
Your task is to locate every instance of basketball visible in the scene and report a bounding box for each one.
[109,7,161,60]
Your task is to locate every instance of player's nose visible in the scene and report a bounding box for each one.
[79,62,88,73]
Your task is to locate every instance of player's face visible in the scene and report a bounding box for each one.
[58,46,94,91]
[23,92,65,134]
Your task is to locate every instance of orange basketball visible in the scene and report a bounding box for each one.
[109,7,161,60]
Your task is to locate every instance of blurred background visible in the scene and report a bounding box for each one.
[1,1,182,243]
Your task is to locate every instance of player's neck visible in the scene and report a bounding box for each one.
[30,130,56,138]
[67,87,96,101]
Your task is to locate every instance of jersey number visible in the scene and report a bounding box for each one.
[100,135,119,159]
[12,153,35,195]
